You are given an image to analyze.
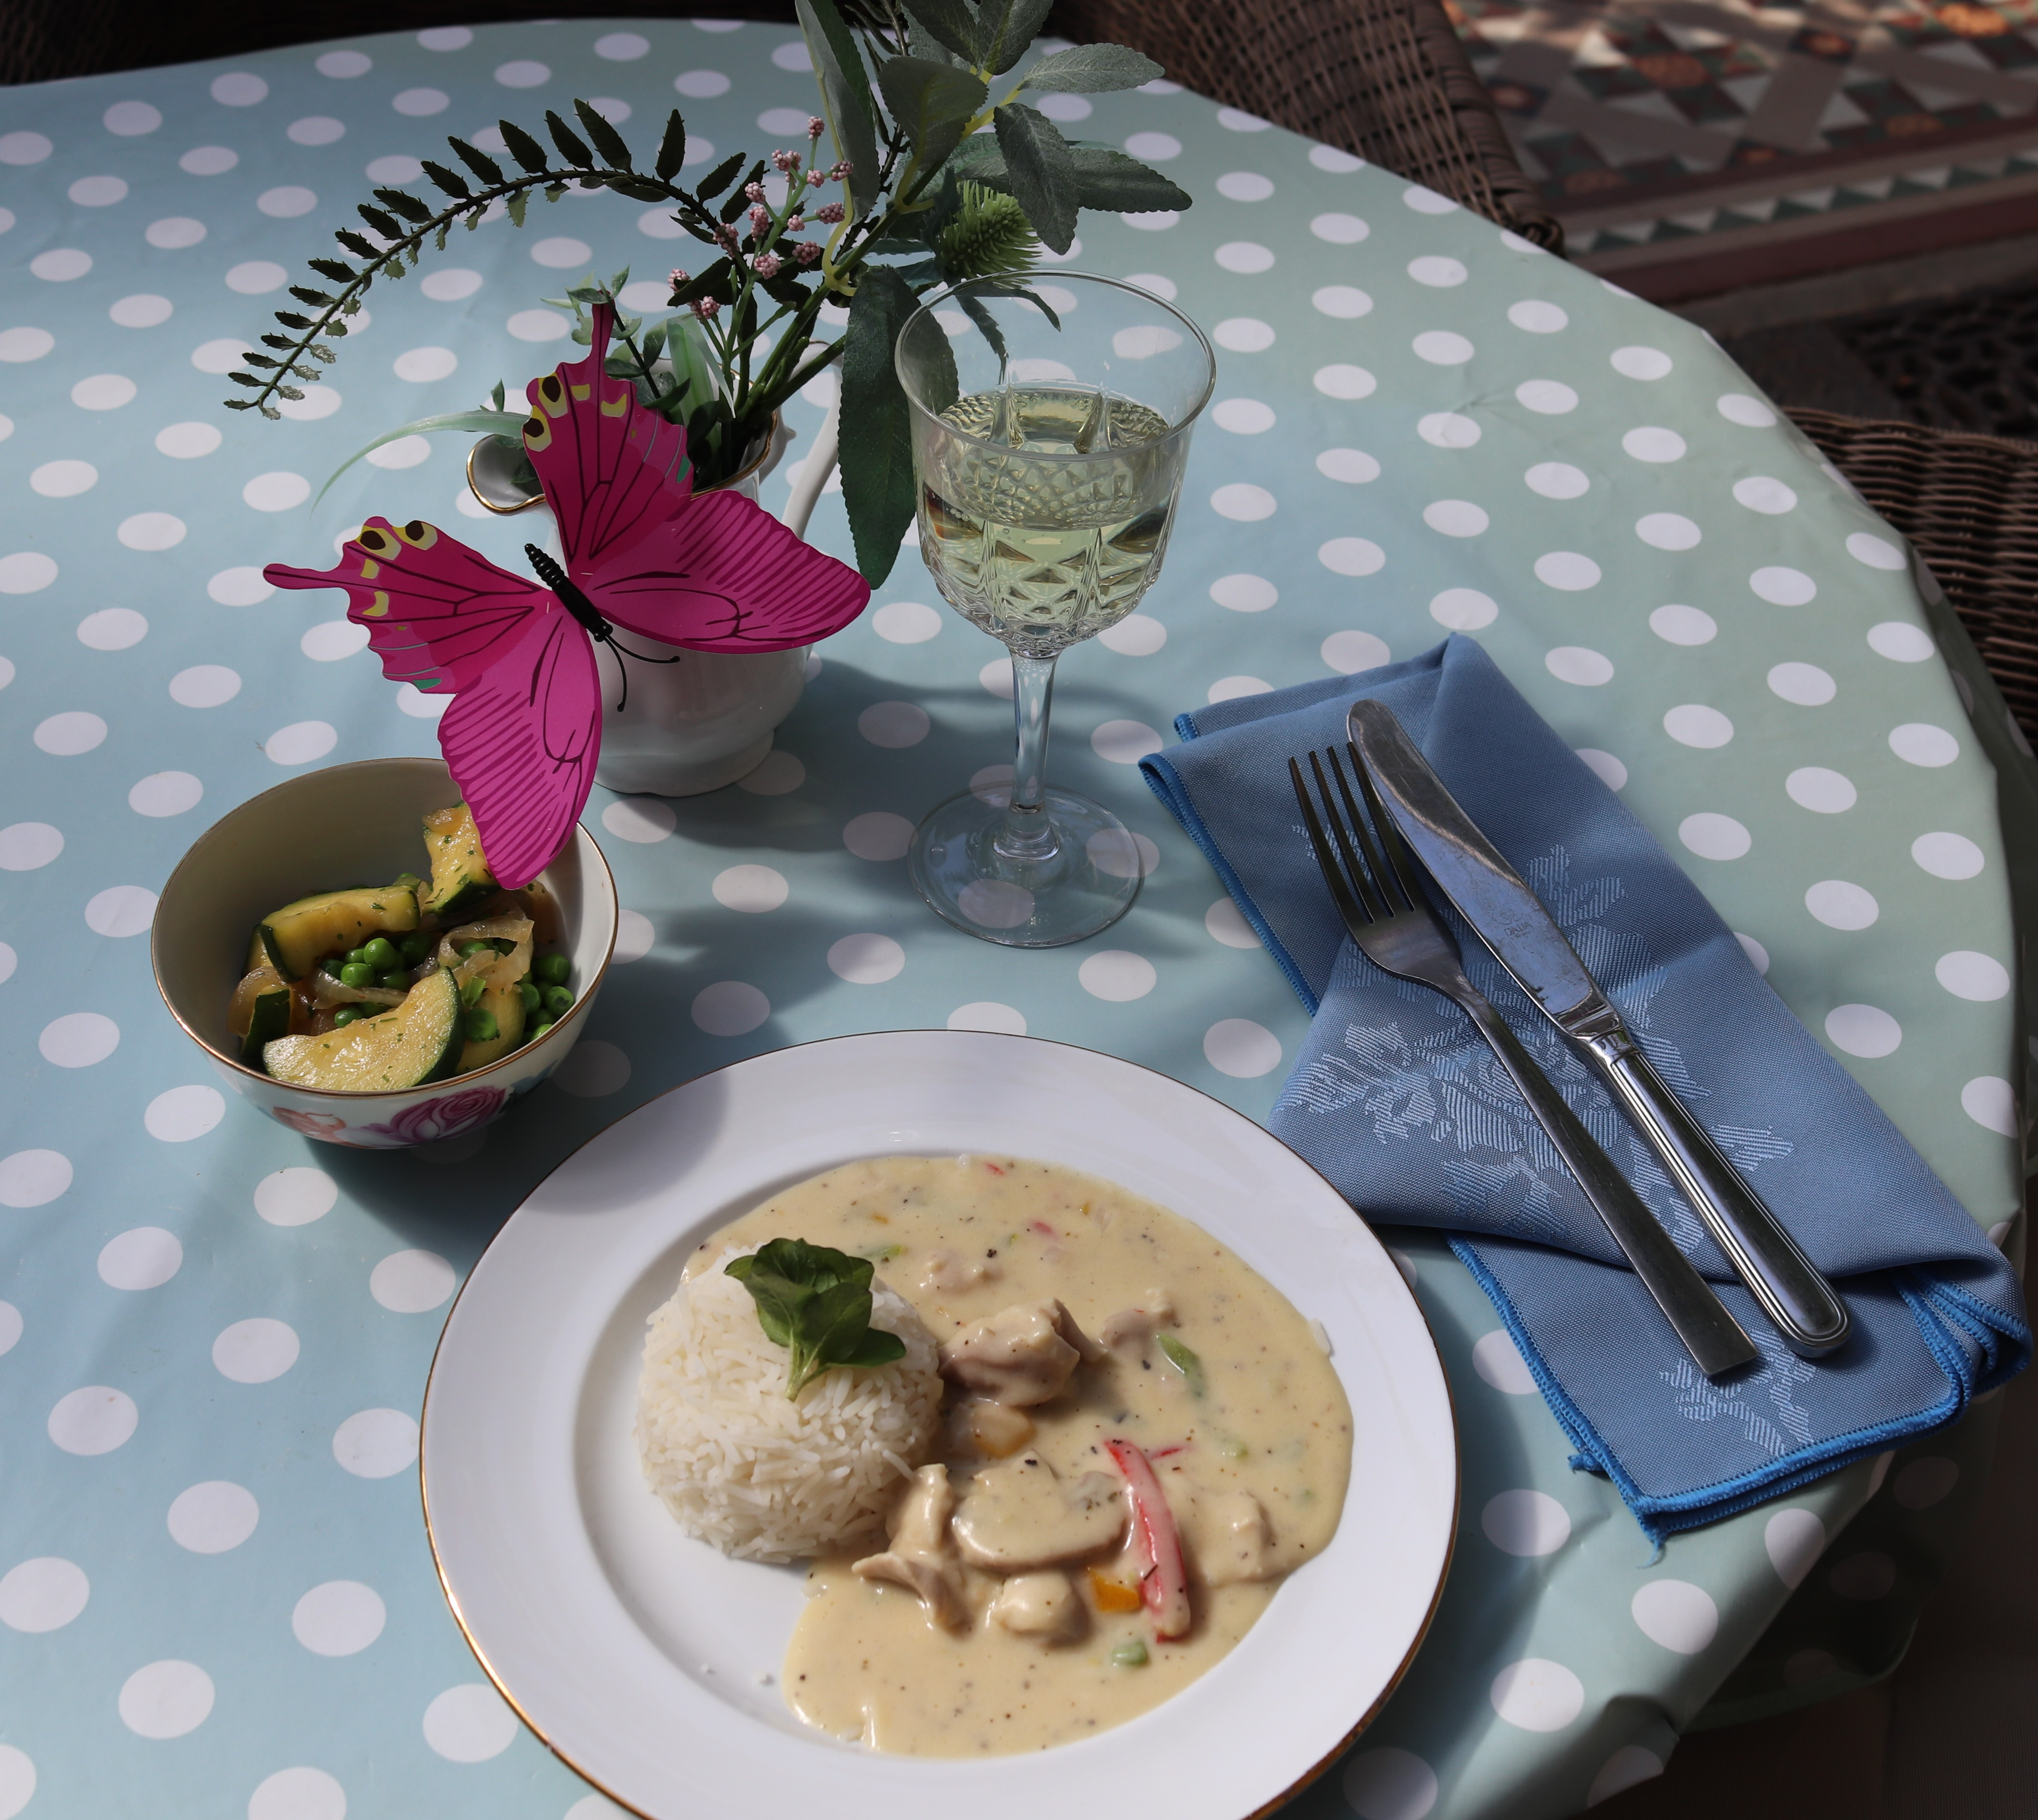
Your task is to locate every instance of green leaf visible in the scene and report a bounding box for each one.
[670,258,735,307]
[654,110,688,182]
[545,109,594,167]
[840,265,922,587]
[1018,42,1163,93]
[605,178,673,203]
[506,189,531,228]
[358,204,402,239]
[335,229,379,259]
[499,119,551,174]
[725,1239,898,1399]
[376,187,435,224]
[898,0,981,63]
[1064,146,1191,213]
[574,98,634,169]
[307,258,355,283]
[719,161,766,223]
[1156,1333,1206,1397]
[876,55,986,172]
[992,102,1078,253]
[979,0,1055,74]
[314,405,531,502]
[421,160,472,199]
[796,0,881,218]
[696,150,746,198]
[450,137,507,185]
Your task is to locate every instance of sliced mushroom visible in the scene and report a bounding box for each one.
[1099,1289,1176,1352]
[918,1248,1003,1294]
[939,1299,1103,1406]
[853,1463,969,1630]
[989,1572,1083,1641]
[952,1453,1127,1571]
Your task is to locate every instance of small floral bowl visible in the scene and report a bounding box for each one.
[152,757,618,1148]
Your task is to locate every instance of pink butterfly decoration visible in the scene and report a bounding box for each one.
[264,303,869,888]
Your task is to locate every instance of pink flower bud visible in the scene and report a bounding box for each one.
[692,297,720,319]
[808,115,825,139]
[807,169,827,189]
[829,159,854,180]
[744,181,766,202]
[814,201,845,224]
[667,268,690,295]
[748,203,770,235]
[753,251,782,279]
[793,240,821,266]
[771,148,801,174]
[787,213,805,231]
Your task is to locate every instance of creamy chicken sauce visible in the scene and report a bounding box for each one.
[685,1154,1353,1757]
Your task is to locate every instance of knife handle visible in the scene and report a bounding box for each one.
[1579,1031,1851,1357]
[1459,996,1758,1379]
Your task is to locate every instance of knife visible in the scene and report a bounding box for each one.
[1347,700,1851,1359]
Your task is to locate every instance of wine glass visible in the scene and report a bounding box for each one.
[895,275,1215,948]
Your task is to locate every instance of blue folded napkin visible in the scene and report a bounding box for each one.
[1141,635,2028,1539]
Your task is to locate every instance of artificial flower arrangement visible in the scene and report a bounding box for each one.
[227,0,1194,587]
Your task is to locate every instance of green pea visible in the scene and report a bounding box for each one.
[464,1007,499,1043]
[399,931,432,965]
[377,970,410,991]
[332,1006,362,1028]
[518,981,541,1015]
[459,940,493,958]
[528,1021,555,1042]
[360,937,399,971]
[338,961,376,988]
[322,956,345,979]
[345,946,371,967]
[533,952,571,988]
[542,985,575,1019]
[1110,1639,1148,1668]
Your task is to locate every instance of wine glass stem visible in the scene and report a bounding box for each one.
[998,650,1059,862]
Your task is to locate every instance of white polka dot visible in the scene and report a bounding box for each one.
[155,421,222,459]
[1430,588,1497,631]
[416,26,469,49]
[1210,574,1276,613]
[1535,553,1599,591]
[1936,950,2009,1002]
[737,751,804,796]
[368,1250,456,1314]
[1413,330,1474,366]
[1716,393,1776,427]
[40,1012,119,1068]
[393,345,458,384]
[1587,1747,1664,1807]
[211,70,267,104]
[1088,719,1161,764]
[71,372,136,410]
[0,1147,70,1208]
[31,247,92,282]
[1515,380,1577,415]
[1098,614,1166,655]
[1342,1747,1438,1820]
[505,309,570,343]
[0,820,62,874]
[595,799,677,852]
[287,115,346,146]
[1323,631,1392,674]
[1649,605,1715,646]
[248,1767,346,1820]
[1216,105,1271,130]
[1311,285,1372,318]
[1214,241,1274,273]
[364,435,431,472]
[1472,1330,1537,1393]
[1483,1489,1570,1556]
[214,1318,298,1384]
[420,268,484,303]
[180,146,238,175]
[166,663,240,710]
[1310,144,1365,171]
[1214,171,1275,203]
[0,1557,89,1633]
[206,569,270,611]
[395,683,449,719]
[167,1481,258,1553]
[1525,463,1588,500]
[1204,1018,1281,1078]
[1312,365,1380,410]
[1212,398,1276,434]
[293,1580,386,1657]
[254,1167,338,1228]
[1402,186,1458,215]
[1490,1658,1584,1731]
[1866,621,1933,663]
[674,68,733,99]
[1664,705,1732,748]
[1079,950,1157,1001]
[333,1408,418,1477]
[1125,131,1181,162]
[1417,414,1478,450]
[299,619,368,664]
[243,471,312,513]
[1546,646,1614,687]
[1205,899,1258,949]
[1768,662,1836,706]
[96,1225,184,1295]
[0,1305,17,1358]
[120,1661,213,1739]
[49,1386,136,1454]
[1619,427,1684,464]
[1308,212,1370,247]
[1,130,55,162]
[128,771,202,819]
[1890,723,1960,768]
[394,88,450,116]
[1962,1076,2017,1137]
[1035,92,1091,122]
[551,1040,631,1099]
[1424,500,1488,537]
[1211,482,1276,521]
[77,608,147,652]
[425,1683,519,1762]
[36,710,106,755]
[958,880,1034,928]
[868,600,941,645]
[596,30,651,57]
[1088,828,1161,877]
[1729,933,1769,977]
[1829,1552,1896,1600]
[1637,512,1700,551]
[936,1002,1021,1041]
[1751,566,1815,606]
[119,511,187,550]
[1120,273,1176,301]
[1319,538,1385,577]
[1669,809,1751,865]
[1630,1579,1717,1654]
[1611,346,1672,379]
[826,933,905,986]
[1407,255,1466,287]
[842,812,914,862]
[1826,1003,1901,1058]
[0,329,55,364]
[1783,766,1855,814]
[143,1086,224,1146]
[31,460,96,498]
[1846,531,1905,571]
[711,864,789,913]
[1892,1457,1959,1510]
[1806,880,1878,930]
[976,658,1014,701]
[602,908,653,967]
[691,981,769,1036]
[496,58,551,87]
[1576,749,1627,791]
[1731,476,1797,515]
[1509,300,1567,333]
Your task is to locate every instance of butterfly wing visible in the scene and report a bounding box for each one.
[263,517,600,888]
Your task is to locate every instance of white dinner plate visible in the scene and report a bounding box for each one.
[422,1031,1458,1820]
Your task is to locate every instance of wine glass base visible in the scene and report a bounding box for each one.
[908,784,1142,948]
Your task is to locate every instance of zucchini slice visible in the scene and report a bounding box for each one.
[456,972,528,1073]
[239,986,292,1067]
[262,967,463,1090]
[256,886,420,981]
[423,804,497,920]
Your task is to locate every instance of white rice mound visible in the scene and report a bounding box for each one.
[635,1252,943,1562]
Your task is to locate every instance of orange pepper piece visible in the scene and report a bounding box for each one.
[1087,1568,1142,1614]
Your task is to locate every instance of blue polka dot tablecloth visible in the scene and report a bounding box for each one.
[2,19,2034,1820]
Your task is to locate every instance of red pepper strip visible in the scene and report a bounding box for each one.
[1105,1437,1191,1641]
[1029,1219,1058,1238]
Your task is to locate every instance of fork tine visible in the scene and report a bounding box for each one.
[1344,740,1428,912]
[1323,746,1407,916]
[1288,758,1372,929]
[1308,751,1387,922]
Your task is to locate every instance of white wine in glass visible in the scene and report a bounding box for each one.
[896,278,1215,947]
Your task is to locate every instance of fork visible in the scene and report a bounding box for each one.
[1290,744,1758,1380]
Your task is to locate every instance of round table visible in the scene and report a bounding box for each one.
[0,20,2028,1820]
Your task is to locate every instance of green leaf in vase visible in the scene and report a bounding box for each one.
[979,0,1055,75]
[1018,43,1164,94]
[839,264,925,587]
[875,55,987,172]
[796,0,882,219]
[993,101,1079,253]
